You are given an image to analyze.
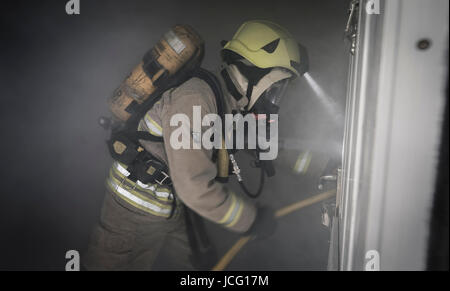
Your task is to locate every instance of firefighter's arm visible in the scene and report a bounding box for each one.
[161,82,256,233]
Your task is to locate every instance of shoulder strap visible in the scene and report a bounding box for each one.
[191,67,225,122]
[124,67,224,143]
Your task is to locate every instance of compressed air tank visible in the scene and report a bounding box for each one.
[108,24,204,121]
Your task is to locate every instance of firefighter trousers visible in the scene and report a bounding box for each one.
[82,190,195,270]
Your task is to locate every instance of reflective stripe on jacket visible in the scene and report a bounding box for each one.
[106,161,175,217]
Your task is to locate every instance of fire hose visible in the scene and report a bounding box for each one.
[211,189,337,271]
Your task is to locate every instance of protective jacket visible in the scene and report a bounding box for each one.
[106,72,257,233]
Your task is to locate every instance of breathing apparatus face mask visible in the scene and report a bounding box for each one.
[251,78,290,116]
[222,61,292,162]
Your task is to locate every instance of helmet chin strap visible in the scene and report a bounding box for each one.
[246,79,255,100]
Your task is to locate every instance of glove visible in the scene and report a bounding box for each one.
[245,206,277,240]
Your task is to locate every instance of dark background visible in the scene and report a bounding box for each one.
[0,0,349,270]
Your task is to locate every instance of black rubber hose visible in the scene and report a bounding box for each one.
[238,166,265,198]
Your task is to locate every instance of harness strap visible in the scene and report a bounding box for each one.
[192,68,225,122]
[220,68,243,102]
[107,68,224,194]
[132,130,164,142]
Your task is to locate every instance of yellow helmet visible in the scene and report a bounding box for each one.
[222,20,308,77]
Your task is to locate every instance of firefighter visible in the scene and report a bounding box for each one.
[83,20,307,270]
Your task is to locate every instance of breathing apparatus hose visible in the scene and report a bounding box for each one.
[228,152,266,199]
[238,166,265,198]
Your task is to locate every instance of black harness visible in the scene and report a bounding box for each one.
[106,67,225,188]
[106,62,274,205]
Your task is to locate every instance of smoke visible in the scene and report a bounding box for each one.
[0,0,350,270]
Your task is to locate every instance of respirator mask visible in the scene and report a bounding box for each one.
[251,78,290,117]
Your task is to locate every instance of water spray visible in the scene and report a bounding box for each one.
[303,72,344,124]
